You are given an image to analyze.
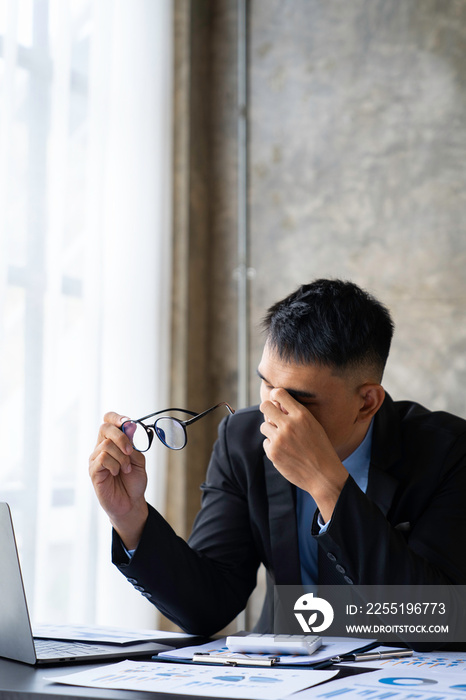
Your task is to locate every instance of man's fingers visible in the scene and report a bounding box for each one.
[103,411,130,426]
[259,399,283,425]
[259,420,274,439]
[90,445,126,479]
[97,419,133,456]
[90,438,131,476]
[270,388,299,413]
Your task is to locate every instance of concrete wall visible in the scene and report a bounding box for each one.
[168,0,466,627]
[248,0,466,417]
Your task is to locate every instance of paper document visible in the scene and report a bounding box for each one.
[291,666,466,699]
[340,649,466,673]
[33,622,193,645]
[49,659,337,699]
[159,636,376,665]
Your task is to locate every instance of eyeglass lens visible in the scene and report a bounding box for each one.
[122,421,151,452]
[154,418,186,450]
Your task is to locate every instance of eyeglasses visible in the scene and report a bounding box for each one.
[121,402,235,452]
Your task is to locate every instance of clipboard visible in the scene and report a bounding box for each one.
[190,641,409,668]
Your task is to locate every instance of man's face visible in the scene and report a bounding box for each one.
[257,344,371,461]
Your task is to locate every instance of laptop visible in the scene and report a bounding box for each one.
[0,502,174,665]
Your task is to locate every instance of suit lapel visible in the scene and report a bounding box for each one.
[366,394,402,517]
[263,455,301,584]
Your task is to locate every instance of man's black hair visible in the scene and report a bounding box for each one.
[262,279,394,379]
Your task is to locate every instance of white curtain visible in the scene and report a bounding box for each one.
[0,0,172,629]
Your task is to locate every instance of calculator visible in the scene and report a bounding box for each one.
[225,633,322,656]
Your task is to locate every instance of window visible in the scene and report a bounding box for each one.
[0,0,172,628]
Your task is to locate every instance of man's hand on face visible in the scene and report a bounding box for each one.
[89,411,149,550]
[260,388,349,523]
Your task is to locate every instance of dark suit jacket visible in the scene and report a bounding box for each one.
[113,395,466,635]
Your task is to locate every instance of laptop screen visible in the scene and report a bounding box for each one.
[0,502,37,664]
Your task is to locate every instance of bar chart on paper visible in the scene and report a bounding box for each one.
[383,654,466,672]
[49,660,337,699]
[310,665,466,700]
[344,652,466,673]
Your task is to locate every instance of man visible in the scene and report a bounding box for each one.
[89,279,466,636]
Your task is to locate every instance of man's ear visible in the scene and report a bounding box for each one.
[357,384,385,422]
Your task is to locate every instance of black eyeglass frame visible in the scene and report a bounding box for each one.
[121,401,235,452]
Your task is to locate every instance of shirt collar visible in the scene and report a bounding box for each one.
[342,419,373,492]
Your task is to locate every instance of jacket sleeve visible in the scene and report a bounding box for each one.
[112,415,261,635]
[313,434,466,588]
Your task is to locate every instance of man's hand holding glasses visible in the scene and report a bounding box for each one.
[89,403,234,551]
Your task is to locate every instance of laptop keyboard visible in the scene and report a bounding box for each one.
[35,638,108,658]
